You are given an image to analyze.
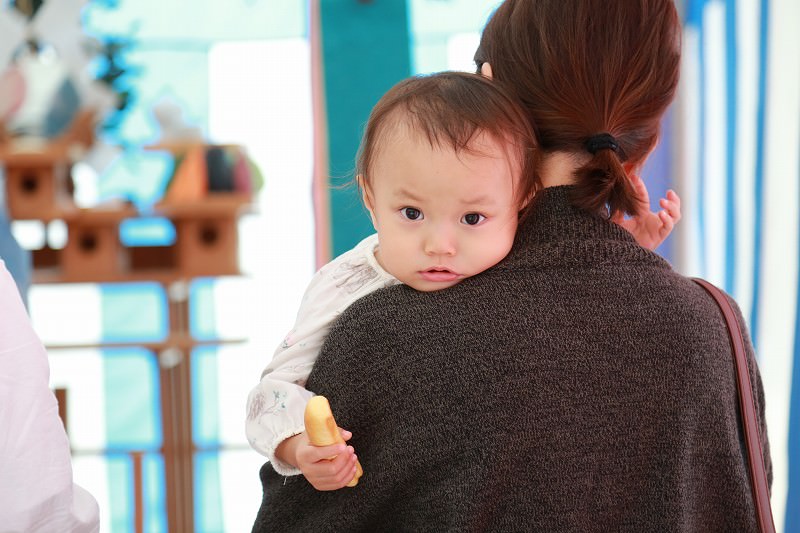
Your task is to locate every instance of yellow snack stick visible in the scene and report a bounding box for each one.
[304,395,363,487]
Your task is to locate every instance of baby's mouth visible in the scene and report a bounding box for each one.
[420,268,459,282]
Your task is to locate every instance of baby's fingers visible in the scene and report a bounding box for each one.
[660,190,682,223]
[304,442,347,463]
[307,446,358,491]
[657,209,675,237]
[329,450,359,486]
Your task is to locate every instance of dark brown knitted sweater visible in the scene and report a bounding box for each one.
[252,186,771,533]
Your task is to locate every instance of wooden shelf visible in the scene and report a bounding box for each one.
[155,194,254,218]
[45,335,247,352]
[60,203,138,222]
[7,143,256,533]
[32,267,244,285]
[144,141,240,154]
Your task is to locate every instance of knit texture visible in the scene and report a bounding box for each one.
[252,186,772,533]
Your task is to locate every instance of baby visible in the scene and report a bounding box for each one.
[246,71,680,490]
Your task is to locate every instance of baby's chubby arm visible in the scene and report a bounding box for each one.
[246,331,358,486]
[246,234,389,478]
[245,270,338,476]
[614,174,682,250]
[246,364,315,476]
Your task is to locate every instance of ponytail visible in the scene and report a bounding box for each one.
[478,0,680,219]
[570,133,643,218]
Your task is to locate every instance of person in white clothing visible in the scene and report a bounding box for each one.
[245,71,681,490]
[0,259,100,533]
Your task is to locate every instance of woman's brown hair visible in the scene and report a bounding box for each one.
[356,71,539,212]
[476,0,681,218]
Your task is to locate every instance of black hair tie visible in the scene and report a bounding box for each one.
[585,133,619,155]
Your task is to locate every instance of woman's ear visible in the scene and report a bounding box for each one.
[624,138,658,176]
[480,62,494,79]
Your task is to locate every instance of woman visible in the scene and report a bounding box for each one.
[252,1,770,531]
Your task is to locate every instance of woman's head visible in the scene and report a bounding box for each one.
[476,0,681,218]
[355,72,539,291]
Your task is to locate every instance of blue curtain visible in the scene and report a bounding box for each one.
[678,1,800,531]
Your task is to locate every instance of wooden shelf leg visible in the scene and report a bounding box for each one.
[159,281,195,532]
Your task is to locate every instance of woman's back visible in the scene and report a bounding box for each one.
[253,187,769,532]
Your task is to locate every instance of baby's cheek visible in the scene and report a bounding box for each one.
[503,218,519,245]
[494,221,518,261]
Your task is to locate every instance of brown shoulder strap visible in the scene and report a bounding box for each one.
[692,278,775,533]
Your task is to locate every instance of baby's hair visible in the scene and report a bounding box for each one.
[356,71,539,211]
[477,0,681,218]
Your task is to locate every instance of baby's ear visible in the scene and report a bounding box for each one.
[357,174,370,206]
[480,62,494,79]
[357,175,378,226]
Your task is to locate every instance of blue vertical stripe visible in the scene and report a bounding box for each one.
[189,279,218,341]
[788,275,800,522]
[108,456,132,532]
[191,347,220,447]
[102,351,166,530]
[194,452,223,532]
[750,0,769,348]
[686,0,705,26]
[685,0,707,277]
[723,0,737,294]
[692,0,709,278]
[101,284,169,343]
[107,453,168,533]
[103,348,163,450]
[787,103,800,533]
[144,454,168,533]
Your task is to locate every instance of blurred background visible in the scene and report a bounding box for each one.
[0,0,797,531]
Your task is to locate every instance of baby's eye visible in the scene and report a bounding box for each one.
[462,213,485,225]
[401,207,423,220]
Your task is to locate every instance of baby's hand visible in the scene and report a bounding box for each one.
[293,429,360,491]
[613,174,681,251]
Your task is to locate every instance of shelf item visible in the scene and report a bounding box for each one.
[1,150,73,221]
[61,204,138,279]
[155,194,252,277]
[1,109,96,220]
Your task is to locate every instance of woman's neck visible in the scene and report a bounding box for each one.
[538,151,588,188]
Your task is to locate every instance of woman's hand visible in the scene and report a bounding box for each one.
[275,429,359,491]
[613,174,681,251]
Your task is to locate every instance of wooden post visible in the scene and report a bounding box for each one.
[54,388,68,432]
[158,281,195,533]
[131,451,145,533]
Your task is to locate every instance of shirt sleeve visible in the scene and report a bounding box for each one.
[0,260,100,532]
[245,234,396,476]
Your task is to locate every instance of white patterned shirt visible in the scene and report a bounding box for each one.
[245,234,399,475]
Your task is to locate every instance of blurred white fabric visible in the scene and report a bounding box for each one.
[0,260,99,533]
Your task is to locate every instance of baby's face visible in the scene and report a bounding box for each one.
[364,129,520,292]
